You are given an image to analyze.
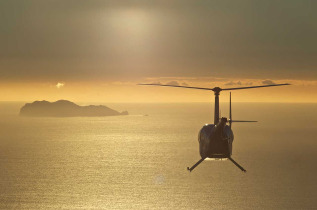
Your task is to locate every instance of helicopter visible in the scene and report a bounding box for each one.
[139,83,290,172]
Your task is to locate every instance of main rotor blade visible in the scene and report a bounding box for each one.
[138,84,214,91]
[222,83,290,91]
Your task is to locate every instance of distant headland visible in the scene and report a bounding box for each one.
[19,100,128,117]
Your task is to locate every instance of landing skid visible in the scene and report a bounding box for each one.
[228,157,246,172]
[187,158,205,172]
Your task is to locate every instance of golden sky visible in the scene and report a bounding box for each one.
[1,1,316,103]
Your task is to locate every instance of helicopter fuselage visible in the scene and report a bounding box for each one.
[198,117,234,159]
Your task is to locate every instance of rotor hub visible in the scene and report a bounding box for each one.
[213,87,222,95]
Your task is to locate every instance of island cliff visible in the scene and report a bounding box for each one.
[20,100,128,117]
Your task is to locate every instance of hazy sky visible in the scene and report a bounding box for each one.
[1,0,316,102]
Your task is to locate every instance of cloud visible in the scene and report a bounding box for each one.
[225,81,242,86]
[262,80,276,85]
[151,81,162,85]
[142,80,188,86]
[245,82,253,85]
[112,81,135,86]
[224,81,254,86]
[0,1,316,83]
[56,82,65,89]
[166,81,179,86]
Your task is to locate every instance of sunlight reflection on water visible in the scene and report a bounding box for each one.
[0,103,316,209]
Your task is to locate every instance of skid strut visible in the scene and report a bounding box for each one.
[187,158,206,172]
[228,157,246,172]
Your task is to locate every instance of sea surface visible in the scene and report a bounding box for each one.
[0,102,316,209]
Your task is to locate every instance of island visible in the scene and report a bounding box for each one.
[19,100,128,117]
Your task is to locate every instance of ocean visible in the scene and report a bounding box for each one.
[0,102,316,209]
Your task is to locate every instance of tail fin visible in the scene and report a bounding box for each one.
[229,92,257,126]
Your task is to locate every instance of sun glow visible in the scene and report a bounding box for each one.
[106,8,153,47]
